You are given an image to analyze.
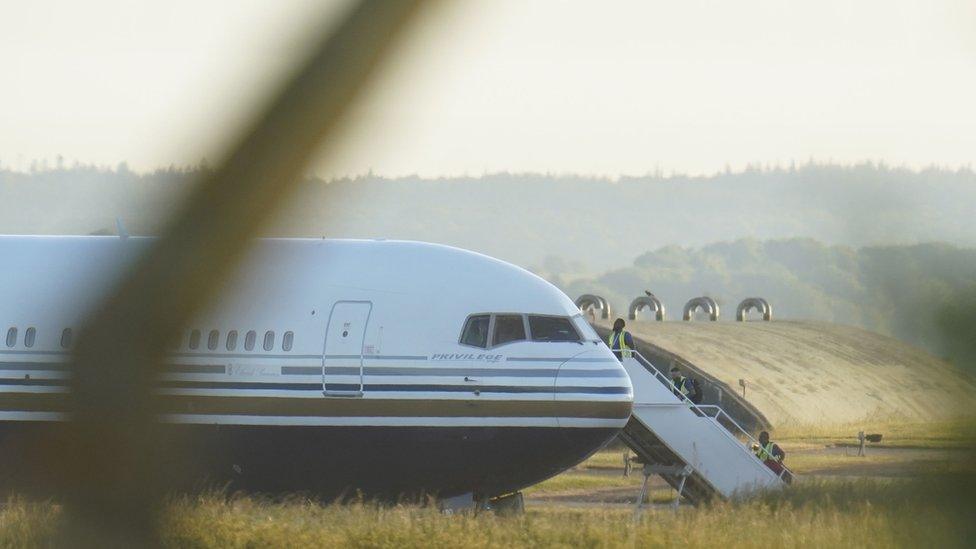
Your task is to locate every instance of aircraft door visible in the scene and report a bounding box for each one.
[322,301,372,397]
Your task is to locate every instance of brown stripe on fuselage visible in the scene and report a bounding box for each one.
[0,393,632,419]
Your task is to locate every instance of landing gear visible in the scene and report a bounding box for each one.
[486,491,524,516]
[439,492,476,514]
[438,491,525,515]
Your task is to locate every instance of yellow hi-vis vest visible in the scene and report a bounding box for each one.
[607,330,633,358]
[755,442,780,462]
[674,376,691,396]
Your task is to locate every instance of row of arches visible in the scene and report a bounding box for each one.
[574,294,610,319]
[574,294,772,322]
[683,296,719,321]
[735,297,772,321]
[629,295,665,321]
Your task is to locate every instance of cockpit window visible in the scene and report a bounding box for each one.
[460,314,490,348]
[571,314,600,341]
[492,315,526,346]
[528,316,581,342]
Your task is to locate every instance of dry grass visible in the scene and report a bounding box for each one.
[576,449,632,470]
[785,451,974,476]
[3,434,972,546]
[1,476,973,548]
[523,472,641,493]
[0,497,59,547]
[773,419,976,449]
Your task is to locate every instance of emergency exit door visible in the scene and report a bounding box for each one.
[322,301,372,396]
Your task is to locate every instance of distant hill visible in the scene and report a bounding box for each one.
[2,162,974,365]
[1,163,975,275]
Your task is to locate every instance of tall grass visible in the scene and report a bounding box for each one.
[2,475,972,548]
[0,497,59,547]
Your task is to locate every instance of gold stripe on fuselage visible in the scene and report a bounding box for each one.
[0,393,631,420]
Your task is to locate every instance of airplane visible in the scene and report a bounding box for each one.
[0,235,633,504]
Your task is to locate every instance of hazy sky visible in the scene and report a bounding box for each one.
[1,0,974,177]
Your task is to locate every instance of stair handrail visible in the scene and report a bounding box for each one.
[628,350,795,482]
[698,406,793,481]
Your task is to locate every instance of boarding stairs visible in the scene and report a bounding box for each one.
[619,352,792,505]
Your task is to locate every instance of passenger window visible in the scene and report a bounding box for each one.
[5,327,17,348]
[24,327,36,348]
[244,330,256,351]
[460,315,490,348]
[61,328,73,349]
[492,315,526,346]
[263,331,275,351]
[528,316,581,342]
[189,329,201,350]
[226,330,238,351]
[282,331,294,352]
[208,330,219,350]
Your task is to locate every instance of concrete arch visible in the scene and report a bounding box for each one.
[628,296,666,321]
[575,294,610,319]
[683,296,719,321]
[736,297,772,321]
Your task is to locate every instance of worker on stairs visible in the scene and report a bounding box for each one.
[606,318,634,361]
[669,366,703,404]
[753,431,792,484]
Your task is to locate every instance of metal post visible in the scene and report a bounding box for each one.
[634,463,694,518]
[674,475,687,511]
[49,2,434,545]
[635,471,651,520]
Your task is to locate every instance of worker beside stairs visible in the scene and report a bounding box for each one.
[607,318,634,361]
[753,431,792,484]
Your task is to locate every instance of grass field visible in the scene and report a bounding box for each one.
[784,450,972,476]
[574,449,632,470]
[3,423,973,547]
[2,475,973,548]
[772,419,976,449]
[163,478,973,547]
[524,471,640,493]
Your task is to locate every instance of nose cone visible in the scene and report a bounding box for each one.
[553,347,634,429]
[516,347,632,479]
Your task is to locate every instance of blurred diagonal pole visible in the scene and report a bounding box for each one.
[61,1,433,544]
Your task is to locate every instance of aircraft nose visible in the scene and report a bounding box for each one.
[553,348,634,429]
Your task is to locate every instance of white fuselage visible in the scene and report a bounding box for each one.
[0,236,631,498]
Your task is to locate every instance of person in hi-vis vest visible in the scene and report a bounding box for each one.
[752,430,791,483]
[606,318,634,361]
[670,366,693,399]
